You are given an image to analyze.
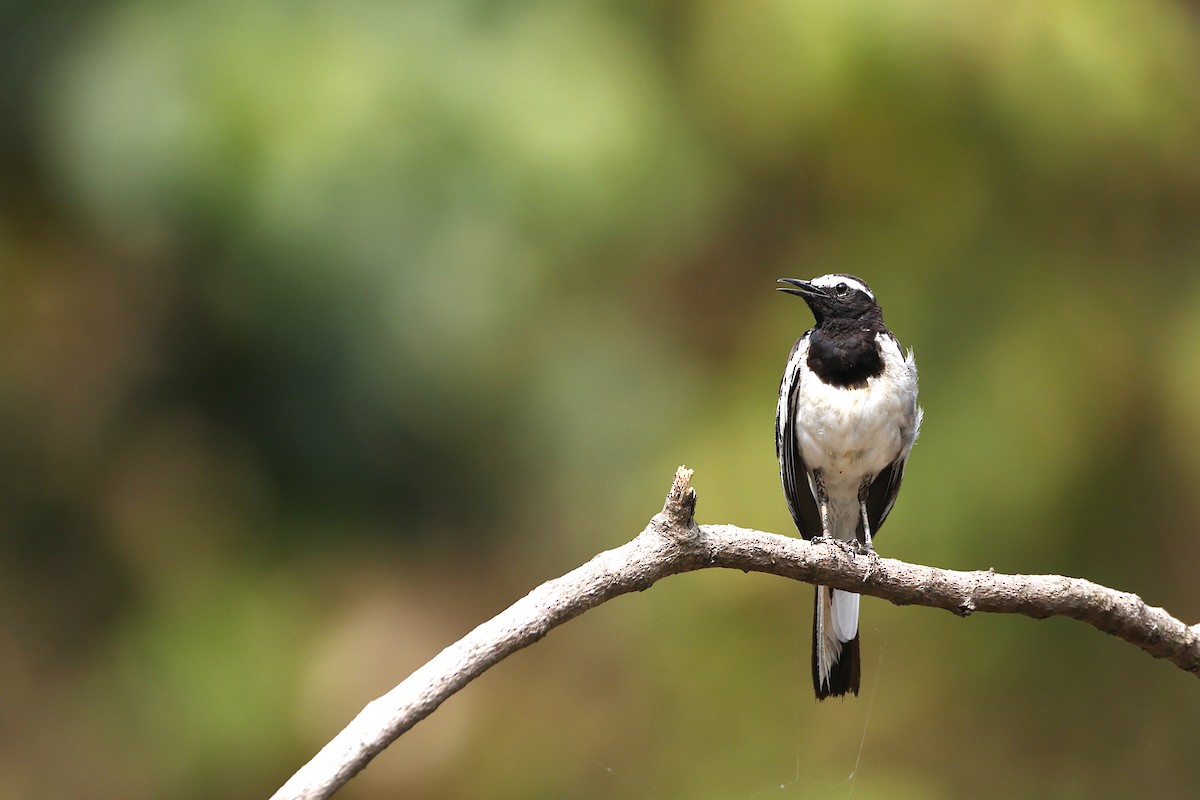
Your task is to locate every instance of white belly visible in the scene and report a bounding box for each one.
[794,377,906,492]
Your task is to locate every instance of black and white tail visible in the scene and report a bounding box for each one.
[812,585,861,699]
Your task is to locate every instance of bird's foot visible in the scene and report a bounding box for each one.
[853,542,882,581]
[811,536,859,558]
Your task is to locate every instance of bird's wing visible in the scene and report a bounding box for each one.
[862,337,920,540]
[776,336,823,540]
[863,454,908,540]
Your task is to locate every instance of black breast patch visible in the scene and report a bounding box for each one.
[806,326,885,388]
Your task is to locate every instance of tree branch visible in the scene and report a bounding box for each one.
[271,467,1200,800]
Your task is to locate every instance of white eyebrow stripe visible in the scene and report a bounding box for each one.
[810,274,874,300]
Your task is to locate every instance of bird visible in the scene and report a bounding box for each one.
[775,274,921,700]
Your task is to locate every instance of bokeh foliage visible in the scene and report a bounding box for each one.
[3,1,1200,797]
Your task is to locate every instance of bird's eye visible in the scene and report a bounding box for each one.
[834,282,849,297]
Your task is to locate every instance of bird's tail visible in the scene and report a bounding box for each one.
[812,585,861,699]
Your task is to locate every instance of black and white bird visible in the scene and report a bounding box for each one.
[775,274,921,700]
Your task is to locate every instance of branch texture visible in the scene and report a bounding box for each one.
[271,467,1200,800]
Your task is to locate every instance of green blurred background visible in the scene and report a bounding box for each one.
[4,1,1200,798]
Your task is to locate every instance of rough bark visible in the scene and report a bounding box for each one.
[271,467,1200,800]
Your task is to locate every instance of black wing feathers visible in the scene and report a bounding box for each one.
[777,339,824,541]
[860,456,907,544]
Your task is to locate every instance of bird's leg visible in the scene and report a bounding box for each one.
[857,481,882,579]
[857,492,874,553]
[816,470,832,537]
[810,470,835,547]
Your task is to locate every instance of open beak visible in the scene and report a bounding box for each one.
[776,278,826,299]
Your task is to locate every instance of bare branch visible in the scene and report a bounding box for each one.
[271,467,1200,800]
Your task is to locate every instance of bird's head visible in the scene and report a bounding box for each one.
[777,274,880,324]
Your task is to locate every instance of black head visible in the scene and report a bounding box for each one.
[777,274,882,325]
